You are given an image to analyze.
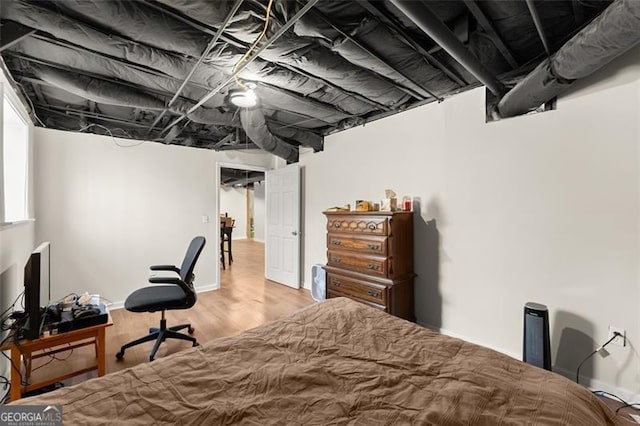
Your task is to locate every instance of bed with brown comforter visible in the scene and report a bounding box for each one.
[14,297,626,425]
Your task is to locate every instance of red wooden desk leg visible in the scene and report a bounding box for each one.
[10,347,22,401]
[97,328,106,376]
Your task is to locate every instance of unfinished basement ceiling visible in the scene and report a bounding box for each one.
[220,167,264,187]
[0,0,615,161]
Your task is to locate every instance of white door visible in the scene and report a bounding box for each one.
[265,164,300,288]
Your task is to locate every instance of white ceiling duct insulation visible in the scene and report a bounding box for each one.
[241,108,299,163]
[497,0,640,118]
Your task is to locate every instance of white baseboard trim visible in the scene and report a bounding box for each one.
[253,238,265,243]
[107,300,125,311]
[553,365,640,402]
[417,320,519,360]
[108,283,220,311]
[195,283,219,293]
[416,320,639,402]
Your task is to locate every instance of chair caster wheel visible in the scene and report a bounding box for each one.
[193,342,199,347]
[115,351,124,360]
[188,326,195,334]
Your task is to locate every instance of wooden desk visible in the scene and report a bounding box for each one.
[2,319,113,401]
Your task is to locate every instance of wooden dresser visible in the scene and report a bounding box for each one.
[323,211,414,321]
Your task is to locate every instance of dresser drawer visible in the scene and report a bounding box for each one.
[327,290,386,311]
[326,272,387,305]
[326,215,388,235]
[327,251,388,277]
[326,234,387,256]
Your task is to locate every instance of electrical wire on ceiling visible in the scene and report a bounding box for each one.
[79,122,144,148]
[14,82,46,127]
[232,0,275,90]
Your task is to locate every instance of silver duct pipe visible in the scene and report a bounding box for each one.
[240,109,298,163]
[36,66,240,126]
[269,125,323,152]
[389,0,506,97]
[498,0,640,118]
[36,64,321,148]
[183,107,241,128]
[36,66,166,109]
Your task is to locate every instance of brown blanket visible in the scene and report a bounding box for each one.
[15,298,625,425]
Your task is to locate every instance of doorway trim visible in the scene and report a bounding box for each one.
[215,161,268,288]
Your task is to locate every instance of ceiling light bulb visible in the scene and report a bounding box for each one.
[230,88,258,108]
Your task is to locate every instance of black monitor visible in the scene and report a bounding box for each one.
[23,242,51,340]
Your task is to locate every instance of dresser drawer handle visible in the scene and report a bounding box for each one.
[367,264,380,270]
[368,223,377,231]
[331,257,341,263]
[331,239,342,245]
[367,290,380,298]
[366,243,380,250]
[331,279,341,287]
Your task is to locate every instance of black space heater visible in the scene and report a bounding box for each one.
[523,302,551,371]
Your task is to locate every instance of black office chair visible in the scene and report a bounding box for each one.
[116,236,206,362]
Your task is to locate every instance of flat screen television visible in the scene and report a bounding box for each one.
[23,242,51,340]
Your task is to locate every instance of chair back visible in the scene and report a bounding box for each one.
[180,236,206,289]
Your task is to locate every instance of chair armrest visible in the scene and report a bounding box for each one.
[148,276,190,294]
[150,265,180,274]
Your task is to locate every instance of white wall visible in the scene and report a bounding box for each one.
[220,186,247,239]
[0,73,36,378]
[253,182,265,242]
[300,47,640,398]
[34,128,273,305]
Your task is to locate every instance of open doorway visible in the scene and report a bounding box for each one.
[216,163,267,288]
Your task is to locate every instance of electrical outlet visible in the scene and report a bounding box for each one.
[608,326,626,347]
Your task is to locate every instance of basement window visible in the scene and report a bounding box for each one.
[2,91,29,223]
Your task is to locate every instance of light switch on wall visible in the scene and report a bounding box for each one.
[202,215,210,223]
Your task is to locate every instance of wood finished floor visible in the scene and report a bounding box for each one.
[29,239,313,385]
